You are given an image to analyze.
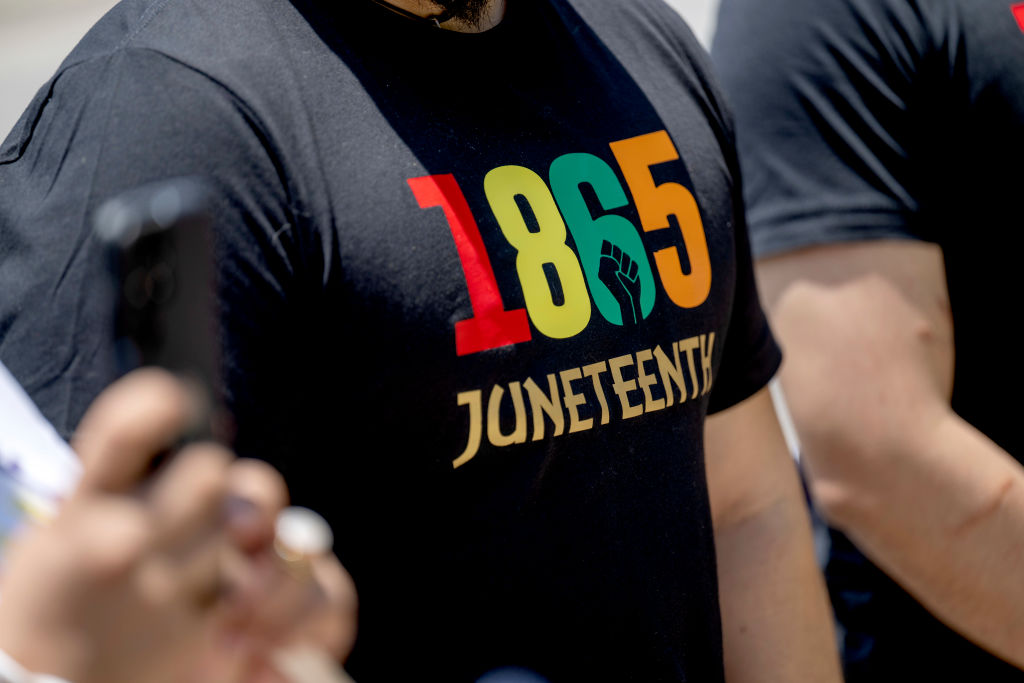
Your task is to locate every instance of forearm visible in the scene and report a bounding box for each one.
[755,239,1024,663]
[715,471,839,682]
[706,388,841,682]
[815,406,1024,668]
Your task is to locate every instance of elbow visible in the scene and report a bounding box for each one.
[805,473,873,534]
[787,402,892,534]
[777,364,951,535]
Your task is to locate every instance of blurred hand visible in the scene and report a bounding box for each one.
[202,465,358,683]
[0,369,357,683]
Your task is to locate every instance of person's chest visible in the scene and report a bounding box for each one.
[275,7,743,474]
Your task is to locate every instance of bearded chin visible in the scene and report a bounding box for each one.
[433,0,491,26]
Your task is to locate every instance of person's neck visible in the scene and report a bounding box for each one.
[376,0,506,32]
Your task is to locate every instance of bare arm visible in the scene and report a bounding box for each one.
[705,386,841,682]
[758,239,1024,668]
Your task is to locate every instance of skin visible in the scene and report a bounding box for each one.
[383,0,506,32]
[705,387,843,682]
[0,370,357,683]
[758,239,1024,668]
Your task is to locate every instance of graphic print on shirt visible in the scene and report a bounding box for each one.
[1013,3,1024,33]
[409,130,719,467]
[451,332,717,468]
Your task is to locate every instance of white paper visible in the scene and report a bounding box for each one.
[0,362,81,552]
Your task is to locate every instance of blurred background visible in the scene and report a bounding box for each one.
[0,0,720,140]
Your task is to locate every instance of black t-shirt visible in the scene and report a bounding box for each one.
[713,0,1024,679]
[0,1,780,680]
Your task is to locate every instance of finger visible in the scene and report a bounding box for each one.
[161,526,229,611]
[305,553,358,660]
[215,466,295,633]
[189,636,254,683]
[72,369,199,495]
[228,526,328,646]
[264,510,355,658]
[244,555,323,640]
[241,552,357,665]
[139,446,235,616]
[272,646,355,683]
[225,459,289,554]
[146,442,232,553]
[136,529,226,615]
[215,555,357,683]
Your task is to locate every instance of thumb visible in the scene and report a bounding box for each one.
[71,369,197,495]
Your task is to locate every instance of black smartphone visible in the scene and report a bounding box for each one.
[93,178,226,443]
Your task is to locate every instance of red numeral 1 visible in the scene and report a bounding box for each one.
[408,173,532,356]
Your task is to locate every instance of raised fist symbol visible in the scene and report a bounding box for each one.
[598,239,643,326]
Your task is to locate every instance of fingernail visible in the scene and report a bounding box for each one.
[224,495,264,536]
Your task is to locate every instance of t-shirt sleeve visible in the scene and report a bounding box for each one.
[710,0,950,258]
[0,47,303,442]
[696,85,782,415]
[706,183,782,415]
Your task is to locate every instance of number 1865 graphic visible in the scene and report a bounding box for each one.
[408,130,712,356]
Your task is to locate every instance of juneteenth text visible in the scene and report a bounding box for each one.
[453,331,716,468]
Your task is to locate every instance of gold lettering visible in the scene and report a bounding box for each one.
[454,390,483,469]
[455,333,715,465]
[699,333,715,396]
[635,348,664,413]
[653,344,687,407]
[523,374,565,441]
[559,368,594,433]
[609,354,643,420]
[581,361,612,426]
[487,382,528,447]
[677,336,701,400]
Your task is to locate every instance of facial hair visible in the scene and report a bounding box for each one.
[431,0,491,27]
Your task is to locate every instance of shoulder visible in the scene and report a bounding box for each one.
[44,0,310,115]
[714,0,967,88]
[0,4,296,243]
[715,0,938,78]
[712,0,963,257]
[60,0,299,69]
[1,0,309,167]
[0,46,257,170]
